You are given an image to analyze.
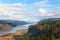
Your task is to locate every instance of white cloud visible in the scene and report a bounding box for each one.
[11,3,26,6]
[0,0,49,21]
[39,8,54,16]
[0,3,40,21]
[0,0,60,22]
[49,7,60,18]
[33,0,48,6]
[0,3,27,20]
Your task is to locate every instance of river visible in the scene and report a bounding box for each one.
[0,24,32,36]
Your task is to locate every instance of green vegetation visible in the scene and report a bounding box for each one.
[13,18,60,40]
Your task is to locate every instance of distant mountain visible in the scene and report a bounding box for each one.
[0,20,29,27]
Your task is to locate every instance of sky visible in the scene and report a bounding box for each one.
[0,0,60,21]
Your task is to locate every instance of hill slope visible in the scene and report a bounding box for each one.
[0,29,27,40]
[13,18,60,40]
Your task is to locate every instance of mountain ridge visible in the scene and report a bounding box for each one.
[0,20,29,27]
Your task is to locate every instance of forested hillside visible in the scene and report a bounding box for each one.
[13,18,60,40]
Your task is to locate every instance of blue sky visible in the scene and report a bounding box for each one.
[48,0,60,5]
[0,0,60,5]
[0,0,40,4]
[0,0,60,21]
